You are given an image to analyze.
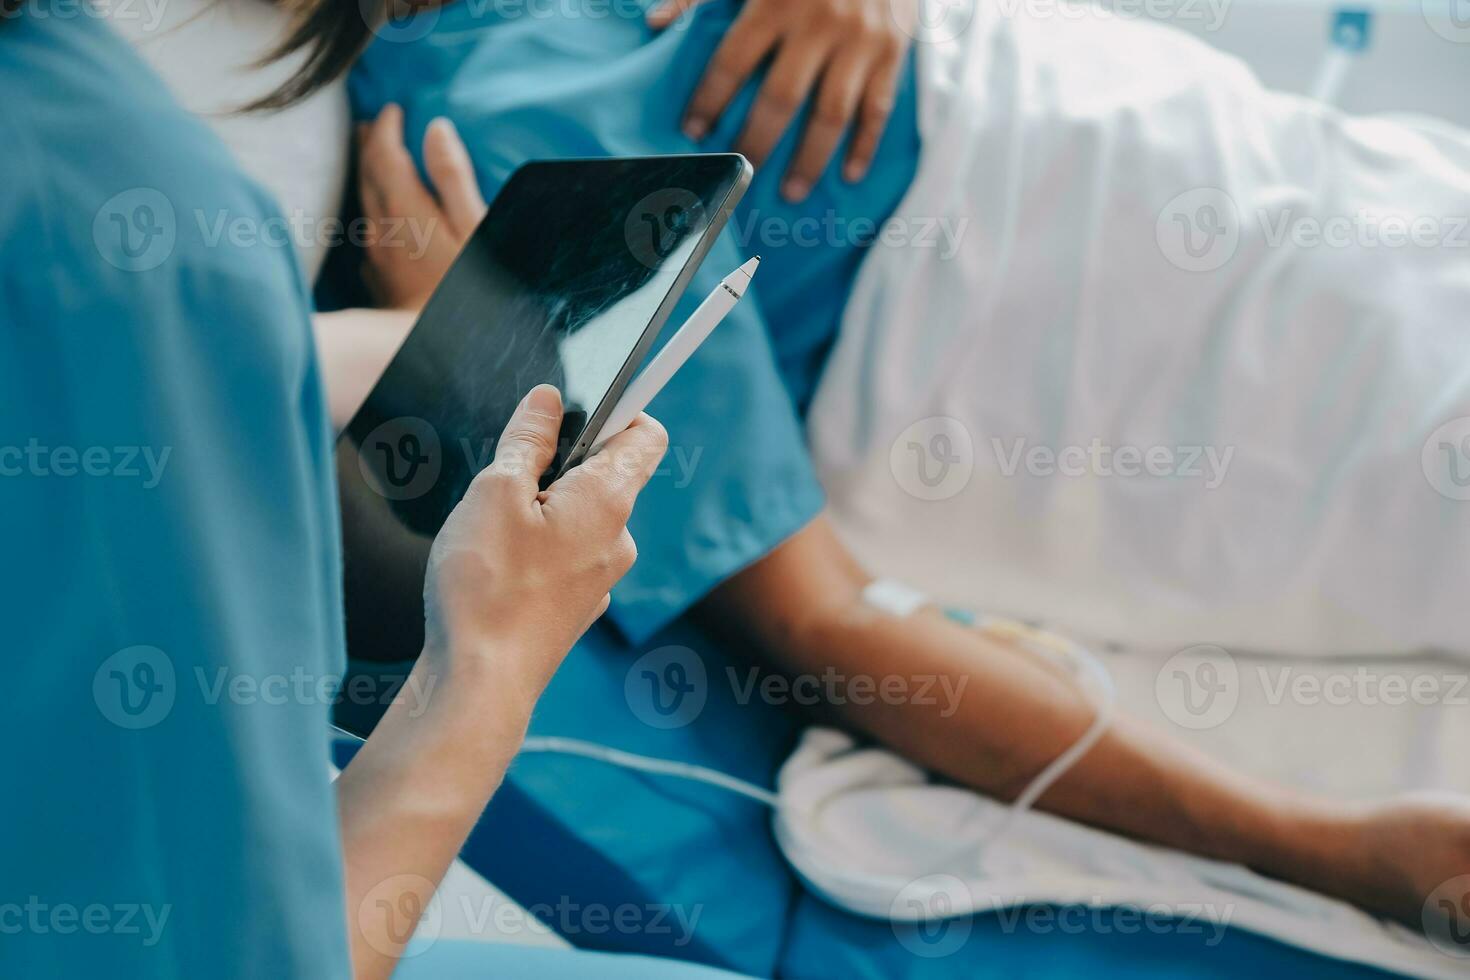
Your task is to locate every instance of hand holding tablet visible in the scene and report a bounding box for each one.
[333,153,754,735]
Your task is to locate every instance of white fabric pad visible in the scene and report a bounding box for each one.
[774,728,1461,979]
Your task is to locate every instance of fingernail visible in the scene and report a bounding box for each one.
[843,160,866,183]
[782,178,810,202]
[683,118,708,141]
[524,383,561,415]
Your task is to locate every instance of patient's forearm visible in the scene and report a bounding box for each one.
[311,308,415,431]
[797,605,1346,873]
[704,518,1355,893]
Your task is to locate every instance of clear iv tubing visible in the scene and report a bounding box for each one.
[520,612,1116,871]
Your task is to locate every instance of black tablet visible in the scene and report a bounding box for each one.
[333,154,750,736]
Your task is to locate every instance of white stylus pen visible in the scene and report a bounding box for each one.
[590,256,760,454]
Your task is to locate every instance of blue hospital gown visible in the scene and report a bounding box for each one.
[348,0,921,638]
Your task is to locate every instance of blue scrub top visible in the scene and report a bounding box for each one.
[348,0,920,642]
[0,13,350,979]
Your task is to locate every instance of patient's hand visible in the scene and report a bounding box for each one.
[649,0,915,202]
[358,103,487,311]
[1345,794,1470,935]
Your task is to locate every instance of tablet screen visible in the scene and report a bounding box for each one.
[334,155,747,723]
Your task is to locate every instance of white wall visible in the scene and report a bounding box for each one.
[1124,1,1470,128]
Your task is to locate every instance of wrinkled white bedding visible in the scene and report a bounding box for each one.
[808,0,1470,659]
[796,6,1470,969]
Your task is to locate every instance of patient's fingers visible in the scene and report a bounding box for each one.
[645,0,710,29]
[359,104,440,236]
[423,117,487,240]
[783,47,869,201]
[736,38,831,169]
[844,51,902,183]
[681,13,780,142]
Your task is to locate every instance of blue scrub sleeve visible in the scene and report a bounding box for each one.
[0,14,349,979]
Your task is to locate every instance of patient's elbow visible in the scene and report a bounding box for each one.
[703,519,873,659]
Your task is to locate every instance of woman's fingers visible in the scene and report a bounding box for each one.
[422,117,487,240]
[844,51,903,183]
[550,414,668,526]
[735,38,832,169]
[681,12,781,141]
[483,384,564,497]
[782,47,872,201]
